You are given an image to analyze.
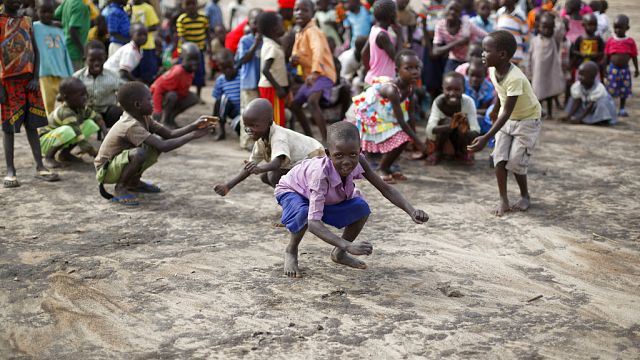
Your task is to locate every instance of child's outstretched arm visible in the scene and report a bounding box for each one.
[145,117,212,152]
[214,156,286,196]
[381,84,427,153]
[155,116,213,139]
[214,168,251,196]
[359,156,429,224]
[563,97,581,121]
[468,95,515,152]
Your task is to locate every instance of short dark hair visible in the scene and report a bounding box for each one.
[373,0,396,23]
[395,49,419,67]
[58,77,85,99]
[216,48,234,63]
[257,11,280,37]
[117,81,149,112]
[443,71,465,86]
[327,121,360,145]
[488,30,517,59]
[615,14,629,26]
[86,39,106,53]
[588,0,601,12]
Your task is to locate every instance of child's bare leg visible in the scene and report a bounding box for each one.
[114,148,147,197]
[379,143,407,175]
[495,161,510,216]
[284,226,306,278]
[308,92,327,143]
[331,215,369,269]
[25,127,47,171]
[290,101,313,137]
[511,173,530,211]
[619,97,628,116]
[3,131,16,177]
[545,98,553,120]
[43,145,65,168]
[260,169,286,188]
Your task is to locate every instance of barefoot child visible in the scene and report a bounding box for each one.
[39,78,107,168]
[604,15,639,117]
[257,11,289,128]
[468,30,542,216]
[276,121,429,278]
[426,71,480,165]
[95,81,213,205]
[349,50,427,183]
[1,0,59,188]
[565,61,617,125]
[214,99,324,195]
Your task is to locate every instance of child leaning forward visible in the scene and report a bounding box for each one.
[276,121,428,278]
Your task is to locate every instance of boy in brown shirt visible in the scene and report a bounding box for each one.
[95,81,214,205]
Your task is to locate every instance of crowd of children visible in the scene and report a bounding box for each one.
[0,0,638,276]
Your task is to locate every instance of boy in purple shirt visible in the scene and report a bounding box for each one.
[275,122,429,278]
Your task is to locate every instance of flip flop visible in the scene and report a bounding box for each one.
[3,176,20,188]
[129,180,162,193]
[110,194,139,206]
[391,172,408,181]
[34,169,60,182]
[408,151,427,160]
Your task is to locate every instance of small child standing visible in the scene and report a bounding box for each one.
[468,31,542,217]
[425,72,480,165]
[95,81,213,205]
[562,0,585,43]
[1,0,58,187]
[565,61,617,125]
[276,121,428,278]
[364,0,401,85]
[528,12,566,119]
[39,78,107,168]
[214,99,324,195]
[471,0,494,34]
[33,0,75,115]
[257,11,289,128]
[176,0,210,99]
[106,0,131,56]
[348,50,427,183]
[604,15,639,117]
[571,13,605,78]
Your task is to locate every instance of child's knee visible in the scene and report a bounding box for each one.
[163,91,178,105]
[128,147,147,163]
[260,172,270,185]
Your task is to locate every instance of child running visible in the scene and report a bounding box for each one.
[348,50,427,183]
[468,30,542,216]
[214,98,324,195]
[39,78,107,168]
[604,15,639,117]
[1,0,59,188]
[95,81,213,205]
[276,121,429,278]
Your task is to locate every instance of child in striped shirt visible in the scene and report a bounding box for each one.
[495,0,529,65]
[176,0,210,99]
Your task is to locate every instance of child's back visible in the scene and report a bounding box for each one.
[365,25,397,84]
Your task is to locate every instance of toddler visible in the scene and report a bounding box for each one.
[604,15,639,117]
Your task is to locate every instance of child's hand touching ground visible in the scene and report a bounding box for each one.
[213,183,229,196]
[411,209,429,224]
[345,241,373,256]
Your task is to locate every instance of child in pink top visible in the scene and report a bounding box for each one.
[275,121,428,278]
[604,15,639,117]
[363,0,400,85]
[432,1,487,73]
[563,0,586,43]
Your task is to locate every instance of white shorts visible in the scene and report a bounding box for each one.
[492,119,541,175]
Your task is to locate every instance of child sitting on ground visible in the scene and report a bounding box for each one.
[1,0,59,188]
[39,78,107,168]
[104,23,148,81]
[95,81,214,205]
[604,15,639,117]
[257,11,289,129]
[214,99,324,195]
[211,49,241,141]
[150,42,201,127]
[465,58,495,117]
[349,50,427,183]
[529,12,566,120]
[425,72,480,165]
[276,121,429,278]
[565,61,617,125]
[468,30,542,217]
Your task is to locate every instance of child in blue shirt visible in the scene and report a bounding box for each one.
[470,0,494,34]
[464,58,495,117]
[33,0,75,115]
[212,49,241,141]
[343,0,373,49]
[106,0,130,56]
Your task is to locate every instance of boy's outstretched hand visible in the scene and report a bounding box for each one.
[213,183,229,196]
[467,135,487,153]
[345,241,373,256]
[411,209,429,224]
[192,127,211,138]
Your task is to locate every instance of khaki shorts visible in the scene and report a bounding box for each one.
[492,119,541,175]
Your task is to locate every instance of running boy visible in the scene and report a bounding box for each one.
[214,98,324,196]
[468,30,542,216]
[257,11,289,128]
[604,15,639,117]
[95,81,214,205]
[39,78,107,168]
[276,121,429,278]
[1,0,58,188]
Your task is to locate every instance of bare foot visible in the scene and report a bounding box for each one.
[494,201,511,217]
[331,248,367,269]
[43,157,66,169]
[284,251,302,278]
[511,196,531,212]
[56,149,84,163]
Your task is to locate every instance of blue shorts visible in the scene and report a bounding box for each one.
[276,192,371,234]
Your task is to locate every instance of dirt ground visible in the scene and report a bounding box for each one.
[1,1,640,359]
